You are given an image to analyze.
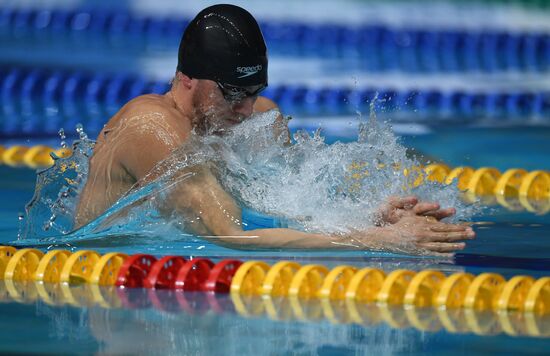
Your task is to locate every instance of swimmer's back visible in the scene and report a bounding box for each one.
[75,93,191,227]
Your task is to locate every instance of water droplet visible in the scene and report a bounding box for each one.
[76,123,88,140]
[58,128,67,148]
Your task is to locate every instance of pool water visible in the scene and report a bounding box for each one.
[0,290,549,355]
[1,0,550,354]
[1,127,550,354]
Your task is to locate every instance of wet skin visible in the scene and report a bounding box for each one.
[76,72,475,255]
[76,73,271,226]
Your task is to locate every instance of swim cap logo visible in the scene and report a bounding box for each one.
[236,65,262,78]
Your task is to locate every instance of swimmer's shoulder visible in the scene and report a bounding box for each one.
[103,94,190,180]
[254,96,278,113]
[107,93,192,136]
[119,94,190,123]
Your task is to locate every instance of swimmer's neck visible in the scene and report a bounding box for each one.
[166,76,196,123]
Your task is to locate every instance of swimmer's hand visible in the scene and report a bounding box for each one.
[374,215,475,255]
[375,195,456,225]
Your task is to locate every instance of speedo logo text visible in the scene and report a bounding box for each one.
[236,65,262,78]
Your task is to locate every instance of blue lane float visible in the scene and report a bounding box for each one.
[1,7,549,72]
[0,66,549,137]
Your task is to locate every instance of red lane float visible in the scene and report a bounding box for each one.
[115,254,157,288]
[143,256,187,289]
[203,259,243,293]
[174,258,215,291]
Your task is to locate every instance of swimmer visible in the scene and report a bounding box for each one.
[75,4,474,255]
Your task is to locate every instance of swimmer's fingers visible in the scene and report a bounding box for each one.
[413,202,440,215]
[425,230,476,242]
[418,242,466,253]
[429,223,472,233]
[388,195,418,210]
[423,207,456,220]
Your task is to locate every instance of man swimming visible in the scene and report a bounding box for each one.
[75,4,475,254]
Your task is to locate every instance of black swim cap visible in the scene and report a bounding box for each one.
[177,4,268,89]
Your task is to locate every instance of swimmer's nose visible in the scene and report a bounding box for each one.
[231,96,256,117]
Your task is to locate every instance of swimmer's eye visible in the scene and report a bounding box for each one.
[217,82,266,102]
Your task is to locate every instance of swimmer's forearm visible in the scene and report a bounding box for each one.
[201,228,383,250]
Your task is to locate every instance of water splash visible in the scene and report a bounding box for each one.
[211,107,476,235]
[19,125,94,240]
[17,109,479,247]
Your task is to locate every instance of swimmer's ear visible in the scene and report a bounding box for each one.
[175,72,193,89]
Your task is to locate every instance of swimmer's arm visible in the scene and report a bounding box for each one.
[169,166,383,250]
[170,168,474,253]
[203,228,384,250]
[214,219,474,254]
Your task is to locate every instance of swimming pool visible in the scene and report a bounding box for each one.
[1,0,550,355]
[1,125,549,354]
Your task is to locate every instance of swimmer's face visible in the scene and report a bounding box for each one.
[193,80,259,134]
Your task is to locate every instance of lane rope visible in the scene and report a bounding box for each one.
[1,6,549,74]
[1,146,548,212]
[1,66,549,139]
[0,246,548,315]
